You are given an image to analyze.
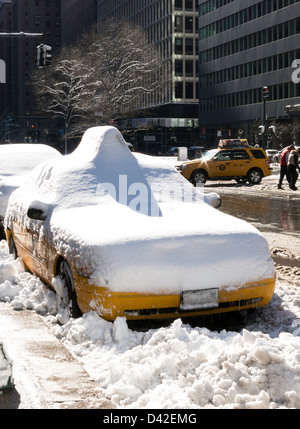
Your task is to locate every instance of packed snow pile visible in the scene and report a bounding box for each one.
[0,144,61,218]
[5,126,275,296]
[0,341,13,392]
[1,240,300,408]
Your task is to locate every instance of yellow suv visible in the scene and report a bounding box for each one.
[178,140,272,185]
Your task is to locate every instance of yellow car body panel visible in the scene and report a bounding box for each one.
[7,228,276,321]
[180,147,272,184]
[77,276,276,321]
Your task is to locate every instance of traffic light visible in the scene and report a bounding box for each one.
[36,44,42,68]
[263,86,269,101]
[35,44,52,68]
[41,44,52,66]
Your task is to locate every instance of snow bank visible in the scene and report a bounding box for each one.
[0,144,61,218]
[5,127,275,296]
[0,341,13,391]
[0,237,300,408]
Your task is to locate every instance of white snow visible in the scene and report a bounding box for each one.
[0,341,13,391]
[0,239,300,408]
[0,144,61,219]
[0,128,298,408]
[4,126,275,298]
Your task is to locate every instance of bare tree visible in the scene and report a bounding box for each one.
[33,19,170,150]
[33,46,95,153]
[80,20,170,123]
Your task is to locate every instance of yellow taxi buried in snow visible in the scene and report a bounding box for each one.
[5,128,275,321]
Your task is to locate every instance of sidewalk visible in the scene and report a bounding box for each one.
[0,302,115,409]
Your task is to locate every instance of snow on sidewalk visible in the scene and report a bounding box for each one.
[0,239,300,409]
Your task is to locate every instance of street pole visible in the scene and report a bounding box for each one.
[262,86,269,150]
[0,32,43,38]
[262,98,266,150]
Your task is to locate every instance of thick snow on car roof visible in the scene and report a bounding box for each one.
[5,127,275,295]
[0,144,61,218]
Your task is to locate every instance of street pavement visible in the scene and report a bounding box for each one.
[0,302,115,409]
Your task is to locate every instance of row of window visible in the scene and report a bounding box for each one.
[174,15,198,33]
[174,37,196,55]
[200,0,299,39]
[99,0,172,26]
[175,81,199,100]
[200,50,300,87]
[175,0,196,11]
[175,59,198,77]
[199,0,234,16]
[199,0,297,18]
[200,19,300,64]
[199,82,300,112]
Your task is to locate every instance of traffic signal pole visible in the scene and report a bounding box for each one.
[262,86,269,150]
[0,32,52,68]
[0,32,43,38]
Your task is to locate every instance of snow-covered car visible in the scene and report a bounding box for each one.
[5,127,275,321]
[0,144,61,238]
[0,342,14,392]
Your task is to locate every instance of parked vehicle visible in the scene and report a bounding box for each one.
[266,149,279,163]
[5,127,275,321]
[166,146,205,159]
[177,140,272,185]
[188,146,205,159]
[0,144,61,239]
[166,146,181,157]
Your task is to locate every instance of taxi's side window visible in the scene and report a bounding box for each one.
[214,151,232,161]
[232,150,250,160]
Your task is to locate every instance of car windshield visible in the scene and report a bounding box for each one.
[202,149,218,160]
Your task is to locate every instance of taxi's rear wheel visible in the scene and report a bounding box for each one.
[191,169,207,185]
[247,168,263,184]
[58,260,82,318]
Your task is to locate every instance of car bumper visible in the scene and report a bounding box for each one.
[75,275,276,321]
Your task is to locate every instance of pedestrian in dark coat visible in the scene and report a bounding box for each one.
[277,145,294,189]
[287,147,300,190]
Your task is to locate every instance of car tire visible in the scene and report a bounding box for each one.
[8,235,17,259]
[191,169,207,185]
[58,260,82,318]
[247,168,263,185]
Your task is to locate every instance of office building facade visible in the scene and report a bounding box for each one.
[198,0,300,145]
[0,0,61,143]
[61,0,97,46]
[97,0,200,153]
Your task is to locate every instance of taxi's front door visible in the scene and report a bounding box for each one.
[230,150,251,176]
[210,150,233,177]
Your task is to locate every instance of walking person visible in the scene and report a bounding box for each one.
[277,145,294,189]
[287,147,300,191]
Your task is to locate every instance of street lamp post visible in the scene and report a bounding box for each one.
[262,86,269,149]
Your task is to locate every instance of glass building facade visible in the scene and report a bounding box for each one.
[198,0,300,144]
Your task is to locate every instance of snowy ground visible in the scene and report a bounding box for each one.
[1,160,300,409]
[0,232,300,409]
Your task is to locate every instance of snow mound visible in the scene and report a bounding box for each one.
[5,126,275,295]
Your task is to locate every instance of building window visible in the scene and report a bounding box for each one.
[185,82,194,99]
[185,60,193,77]
[185,0,193,10]
[185,38,194,55]
[175,38,183,54]
[185,16,193,33]
[175,0,183,10]
[175,82,183,98]
[175,60,183,76]
[175,16,183,33]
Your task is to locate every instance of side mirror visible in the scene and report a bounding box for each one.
[27,201,49,221]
